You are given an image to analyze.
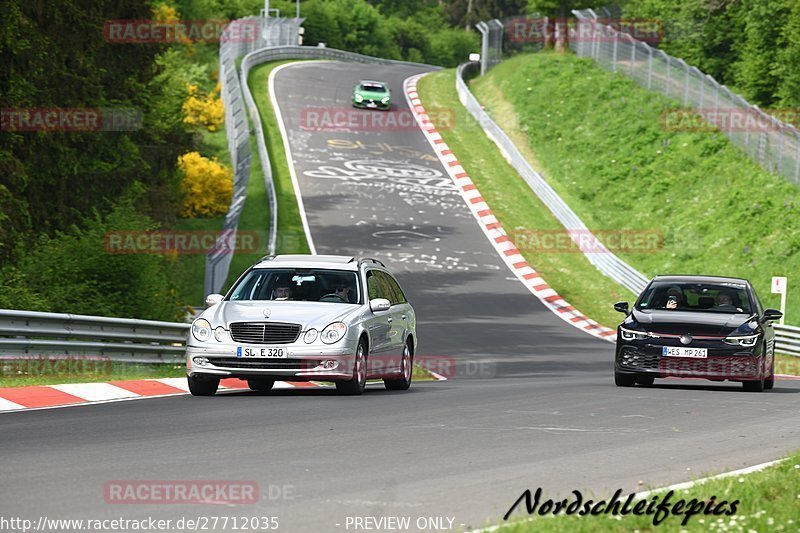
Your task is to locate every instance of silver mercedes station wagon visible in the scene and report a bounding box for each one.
[187,255,417,396]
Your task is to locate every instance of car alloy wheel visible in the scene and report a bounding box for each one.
[384,341,413,391]
[336,341,367,395]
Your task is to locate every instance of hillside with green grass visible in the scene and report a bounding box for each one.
[469,52,799,323]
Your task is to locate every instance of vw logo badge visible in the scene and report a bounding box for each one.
[680,333,692,345]
[263,308,271,318]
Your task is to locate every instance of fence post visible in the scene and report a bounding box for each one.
[587,9,599,60]
[664,53,671,96]
[629,35,635,76]
[795,131,800,183]
[491,19,504,69]
[681,59,689,106]
[647,45,653,89]
[744,109,750,150]
[573,15,583,56]
[476,21,489,75]
[755,107,767,166]
[714,79,720,116]
[698,71,705,108]
[611,27,618,72]
[776,119,784,174]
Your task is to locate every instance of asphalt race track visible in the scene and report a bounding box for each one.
[2,61,799,532]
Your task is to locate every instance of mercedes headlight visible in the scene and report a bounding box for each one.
[321,322,347,344]
[192,318,212,342]
[213,326,227,342]
[304,329,318,344]
[381,96,390,104]
[723,334,758,347]
[354,94,363,103]
[619,326,652,341]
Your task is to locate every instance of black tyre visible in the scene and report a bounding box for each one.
[764,357,775,390]
[384,340,413,391]
[615,371,636,387]
[188,375,219,396]
[636,375,655,386]
[336,340,367,396]
[247,379,275,392]
[742,379,764,392]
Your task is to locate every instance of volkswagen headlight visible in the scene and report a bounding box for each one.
[354,94,363,103]
[619,326,652,341]
[321,322,347,344]
[381,96,390,104]
[192,318,212,342]
[723,334,758,347]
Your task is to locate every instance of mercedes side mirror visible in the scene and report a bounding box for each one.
[205,294,224,307]
[369,298,391,312]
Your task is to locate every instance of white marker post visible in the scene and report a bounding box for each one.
[771,276,787,325]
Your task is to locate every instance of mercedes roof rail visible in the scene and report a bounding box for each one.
[358,257,386,268]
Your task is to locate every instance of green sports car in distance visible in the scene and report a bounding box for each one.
[352,80,391,110]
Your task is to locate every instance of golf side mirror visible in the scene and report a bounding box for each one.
[614,301,629,314]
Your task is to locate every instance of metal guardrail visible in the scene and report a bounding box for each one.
[774,324,800,357]
[0,309,188,363]
[455,60,650,297]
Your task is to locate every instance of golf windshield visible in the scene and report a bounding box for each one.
[228,269,360,304]
[636,282,752,313]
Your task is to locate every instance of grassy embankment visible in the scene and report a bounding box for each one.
[417,54,800,375]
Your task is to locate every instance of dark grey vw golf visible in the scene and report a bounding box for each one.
[613,275,782,392]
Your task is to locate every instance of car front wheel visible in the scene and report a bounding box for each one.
[188,375,219,396]
[742,379,764,392]
[384,341,413,391]
[247,379,275,392]
[336,341,367,395]
[614,371,636,387]
[764,356,775,390]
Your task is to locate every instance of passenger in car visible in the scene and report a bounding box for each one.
[664,287,684,309]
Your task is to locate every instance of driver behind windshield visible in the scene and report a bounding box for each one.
[714,291,741,311]
[334,286,349,301]
[272,284,292,301]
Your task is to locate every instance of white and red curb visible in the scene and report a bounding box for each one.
[0,372,449,413]
[0,378,320,413]
[404,74,617,342]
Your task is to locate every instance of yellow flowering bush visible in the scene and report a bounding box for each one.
[152,3,193,46]
[178,152,233,218]
[152,3,179,23]
[182,83,225,132]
